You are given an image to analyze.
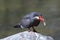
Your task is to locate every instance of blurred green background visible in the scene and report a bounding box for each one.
[0,0,60,40]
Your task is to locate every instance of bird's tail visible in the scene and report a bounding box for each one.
[14,25,21,28]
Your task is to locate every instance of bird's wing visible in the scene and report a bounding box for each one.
[20,18,31,28]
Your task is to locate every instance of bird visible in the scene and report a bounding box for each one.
[14,12,46,32]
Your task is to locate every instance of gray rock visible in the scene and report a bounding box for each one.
[0,31,54,40]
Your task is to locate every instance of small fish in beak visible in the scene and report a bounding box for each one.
[43,21,46,26]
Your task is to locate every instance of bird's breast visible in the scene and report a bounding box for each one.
[32,19,40,26]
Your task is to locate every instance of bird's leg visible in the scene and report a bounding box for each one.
[28,26,37,32]
[28,27,33,32]
[32,26,37,32]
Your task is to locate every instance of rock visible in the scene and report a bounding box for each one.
[0,31,54,40]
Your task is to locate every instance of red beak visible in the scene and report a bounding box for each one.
[39,16,46,26]
[39,16,44,22]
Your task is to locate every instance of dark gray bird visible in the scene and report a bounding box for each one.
[14,12,46,32]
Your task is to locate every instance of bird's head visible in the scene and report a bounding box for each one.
[34,15,46,26]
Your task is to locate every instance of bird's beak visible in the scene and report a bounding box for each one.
[39,16,46,26]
